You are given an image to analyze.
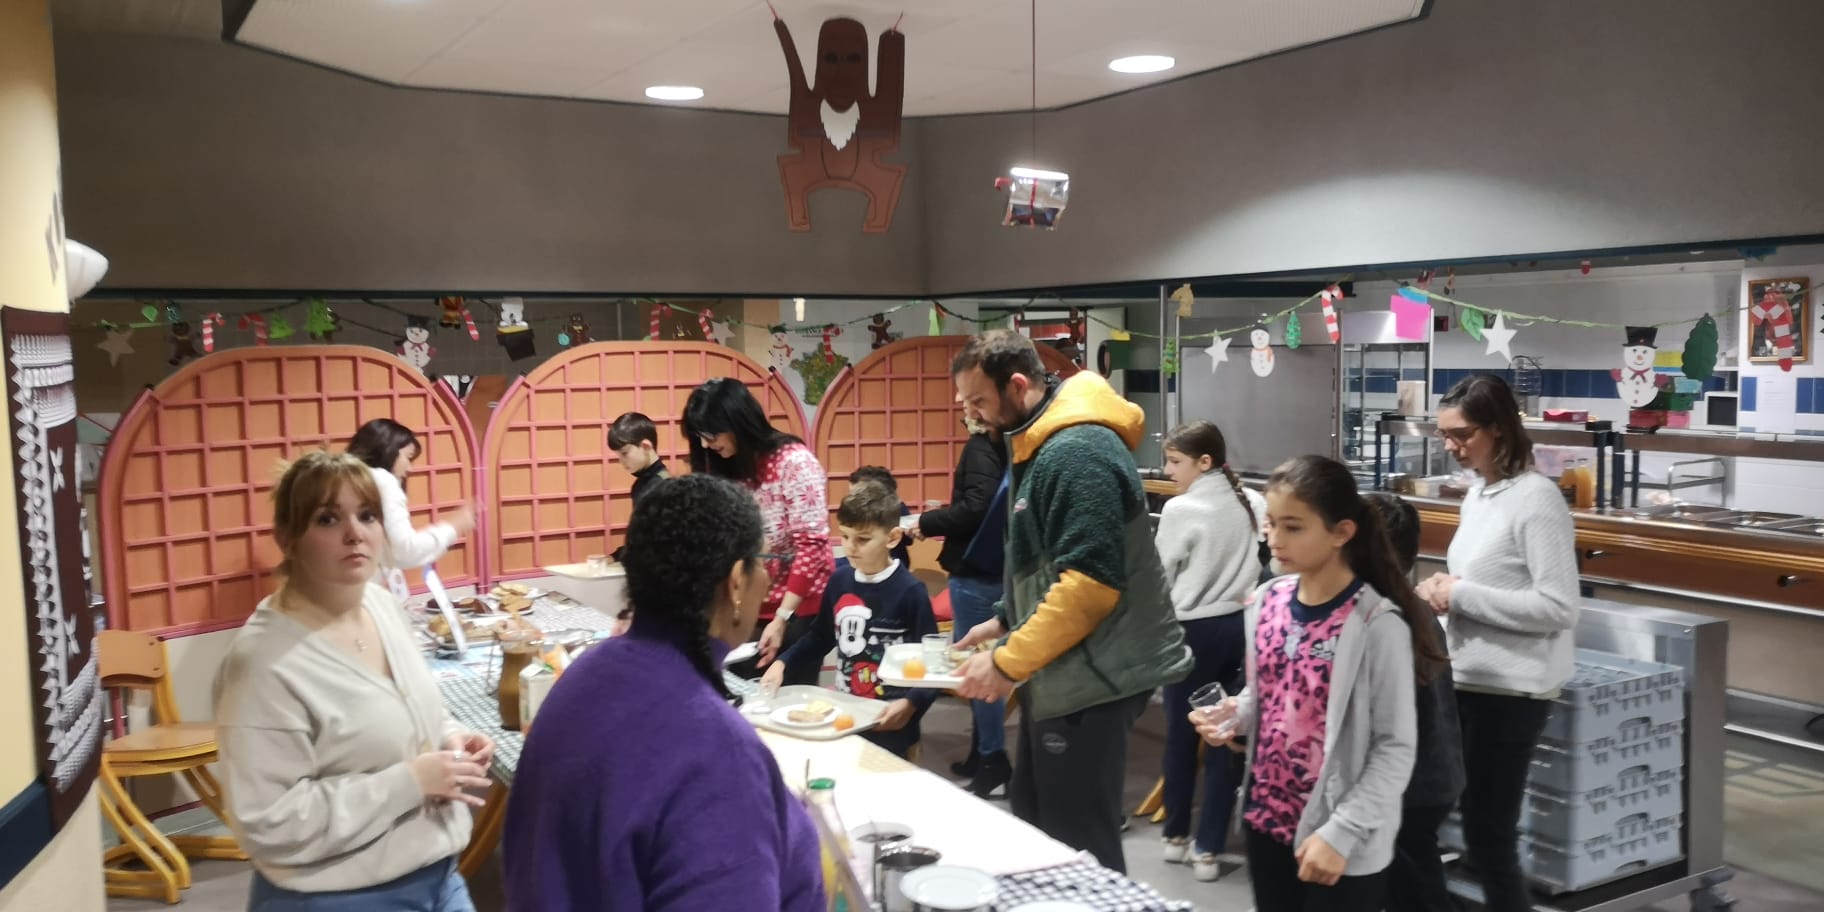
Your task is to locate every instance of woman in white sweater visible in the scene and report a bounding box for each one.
[1153,420,1265,881]
[1418,374,1579,912]
[213,451,494,910]
[346,419,474,603]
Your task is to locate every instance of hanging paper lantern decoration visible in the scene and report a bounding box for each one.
[1284,311,1303,349]
[1319,285,1344,342]
[238,313,269,346]
[268,314,295,341]
[1459,306,1486,343]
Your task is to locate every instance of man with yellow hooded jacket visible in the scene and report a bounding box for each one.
[953,329,1192,873]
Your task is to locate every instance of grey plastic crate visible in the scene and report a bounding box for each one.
[1539,650,1685,744]
[1521,812,1683,894]
[1530,718,1684,793]
[1522,764,1684,844]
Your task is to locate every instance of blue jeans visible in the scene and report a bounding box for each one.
[1161,613,1246,853]
[948,574,1006,755]
[248,857,473,912]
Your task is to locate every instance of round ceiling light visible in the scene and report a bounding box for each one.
[1107,55,1175,74]
[645,85,705,101]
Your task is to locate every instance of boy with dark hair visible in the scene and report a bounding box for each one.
[1364,492,1464,912]
[609,412,670,563]
[848,465,912,567]
[764,481,937,759]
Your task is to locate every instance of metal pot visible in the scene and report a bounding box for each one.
[876,847,942,912]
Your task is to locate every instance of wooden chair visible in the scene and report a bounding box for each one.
[97,630,245,904]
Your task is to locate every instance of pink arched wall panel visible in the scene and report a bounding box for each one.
[482,342,804,580]
[97,346,481,636]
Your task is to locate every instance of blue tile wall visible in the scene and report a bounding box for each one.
[1742,376,1758,412]
[1427,368,1732,401]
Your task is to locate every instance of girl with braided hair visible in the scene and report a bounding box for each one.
[503,474,824,912]
[1153,420,1267,881]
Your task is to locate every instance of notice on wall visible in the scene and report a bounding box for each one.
[1753,373,1798,434]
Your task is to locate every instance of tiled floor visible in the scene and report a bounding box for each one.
[110,699,1824,911]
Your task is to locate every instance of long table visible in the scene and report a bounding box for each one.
[422,591,1192,912]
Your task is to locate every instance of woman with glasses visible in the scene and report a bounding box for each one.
[1417,374,1578,912]
[682,378,833,684]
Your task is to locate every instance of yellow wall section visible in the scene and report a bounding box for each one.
[0,0,75,803]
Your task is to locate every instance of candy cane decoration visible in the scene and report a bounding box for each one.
[698,308,714,339]
[462,306,479,340]
[822,324,840,363]
[1750,288,1797,371]
[1319,285,1344,342]
[650,304,664,340]
[200,312,223,352]
[238,313,269,345]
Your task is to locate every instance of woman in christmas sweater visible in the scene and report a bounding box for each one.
[683,378,834,685]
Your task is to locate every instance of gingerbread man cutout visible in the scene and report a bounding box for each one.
[868,313,894,349]
[773,12,906,233]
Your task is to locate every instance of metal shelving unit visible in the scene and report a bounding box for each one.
[1374,417,1618,502]
[1342,342,1429,485]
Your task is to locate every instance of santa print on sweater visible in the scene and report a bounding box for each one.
[749,443,834,619]
[782,559,937,703]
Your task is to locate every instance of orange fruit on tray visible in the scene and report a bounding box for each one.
[902,657,927,679]
[832,713,856,732]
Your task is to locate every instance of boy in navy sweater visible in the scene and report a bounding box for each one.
[848,465,913,567]
[765,481,937,758]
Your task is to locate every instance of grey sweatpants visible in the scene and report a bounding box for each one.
[1009,689,1151,873]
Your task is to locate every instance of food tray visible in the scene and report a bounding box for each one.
[878,642,965,689]
[1522,765,1684,844]
[743,685,885,741]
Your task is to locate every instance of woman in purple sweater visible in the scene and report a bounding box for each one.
[503,474,825,912]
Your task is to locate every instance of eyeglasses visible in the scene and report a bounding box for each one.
[759,552,793,567]
[1434,426,1481,445]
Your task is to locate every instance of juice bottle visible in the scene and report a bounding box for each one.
[1571,458,1596,510]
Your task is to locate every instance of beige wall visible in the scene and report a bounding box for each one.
[0,791,104,912]
[0,0,102,906]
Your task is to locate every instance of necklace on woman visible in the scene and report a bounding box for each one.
[280,589,369,652]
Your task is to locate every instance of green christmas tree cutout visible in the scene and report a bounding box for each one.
[1284,312,1302,349]
[1682,314,1719,381]
[790,349,849,405]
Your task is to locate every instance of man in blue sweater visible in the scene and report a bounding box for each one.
[766,481,938,758]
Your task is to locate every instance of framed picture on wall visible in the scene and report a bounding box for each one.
[1746,276,1810,365]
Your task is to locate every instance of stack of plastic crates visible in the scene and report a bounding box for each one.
[1442,648,1686,894]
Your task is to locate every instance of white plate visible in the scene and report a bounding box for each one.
[769,704,839,729]
[488,585,546,601]
[898,865,997,910]
[878,642,966,689]
[723,641,759,666]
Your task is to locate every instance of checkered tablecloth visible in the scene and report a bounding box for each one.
[992,859,1195,912]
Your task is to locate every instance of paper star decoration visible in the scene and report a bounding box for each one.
[1482,312,1517,362]
[97,328,134,366]
[1203,333,1231,371]
[709,320,735,346]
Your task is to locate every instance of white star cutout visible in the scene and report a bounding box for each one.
[1483,312,1517,363]
[1203,334,1231,371]
[710,321,735,346]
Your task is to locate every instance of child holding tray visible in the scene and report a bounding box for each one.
[763,481,938,758]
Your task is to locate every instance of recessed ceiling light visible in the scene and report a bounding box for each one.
[1108,55,1174,74]
[645,85,704,101]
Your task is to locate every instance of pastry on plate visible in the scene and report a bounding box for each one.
[786,700,836,724]
[455,596,489,615]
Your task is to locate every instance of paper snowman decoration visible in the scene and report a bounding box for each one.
[498,298,527,330]
[496,297,537,361]
[769,330,794,373]
[1248,323,1275,378]
[1611,325,1669,408]
[397,315,434,373]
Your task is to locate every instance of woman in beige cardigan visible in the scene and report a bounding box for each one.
[212,451,494,911]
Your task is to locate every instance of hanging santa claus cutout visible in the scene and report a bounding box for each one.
[772,11,906,233]
[1612,325,1670,408]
